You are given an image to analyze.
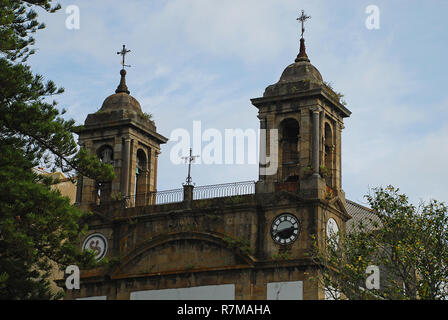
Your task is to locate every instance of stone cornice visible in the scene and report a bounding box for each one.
[251,87,351,118]
[74,118,168,144]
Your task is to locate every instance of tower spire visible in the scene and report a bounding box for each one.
[115,45,131,94]
[295,10,311,63]
[115,69,130,94]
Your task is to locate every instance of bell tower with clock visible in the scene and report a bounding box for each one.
[251,11,352,299]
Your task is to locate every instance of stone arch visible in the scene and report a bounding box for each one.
[279,118,300,181]
[113,231,255,277]
[136,149,147,173]
[97,144,114,165]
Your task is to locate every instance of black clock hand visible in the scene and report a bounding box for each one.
[273,225,295,237]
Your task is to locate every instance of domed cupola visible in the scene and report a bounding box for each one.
[99,69,142,115]
[84,68,155,130]
[264,38,323,97]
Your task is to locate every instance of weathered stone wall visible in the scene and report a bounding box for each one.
[64,190,349,300]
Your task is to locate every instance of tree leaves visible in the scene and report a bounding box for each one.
[0,0,113,299]
[314,185,448,300]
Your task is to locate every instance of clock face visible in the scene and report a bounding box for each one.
[271,213,300,245]
[326,218,339,244]
[82,233,108,261]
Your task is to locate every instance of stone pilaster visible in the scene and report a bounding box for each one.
[112,136,123,195]
[311,107,321,176]
[336,122,344,191]
[122,137,131,197]
[258,116,267,182]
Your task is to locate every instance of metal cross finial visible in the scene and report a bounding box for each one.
[182,148,199,185]
[297,10,311,39]
[117,44,131,69]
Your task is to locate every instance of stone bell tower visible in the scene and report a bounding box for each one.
[250,16,353,297]
[252,35,351,200]
[75,53,168,209]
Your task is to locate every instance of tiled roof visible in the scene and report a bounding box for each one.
[346,199,381,233]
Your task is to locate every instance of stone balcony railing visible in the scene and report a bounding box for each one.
[93,178,337,214]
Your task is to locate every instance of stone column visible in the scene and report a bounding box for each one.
[153,150,159,191]
[311,108,321,177]
[122,138,131,197]
[336,122,344,190]
[128,139,137,207]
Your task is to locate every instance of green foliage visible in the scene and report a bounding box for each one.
[0,0,61,62]
[324,189,335,201]
[185,264,195,271]
[272,251,292,261]
[127,217,138,226]
[302,165,313,176]
[223,235,254,256]
[139,112,152,122]
[110,192,124,201]
[98,256,122,270]
[0,142,100,299]
[323,81,347,106]
[319,165,330,178]
[227,195,245,204]
[0,1,114,299]
[313,185,448,300]
[204,213,223,222]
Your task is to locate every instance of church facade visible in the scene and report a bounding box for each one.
[64,33,371,300]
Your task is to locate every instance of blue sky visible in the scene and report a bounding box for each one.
[29,0,448,206]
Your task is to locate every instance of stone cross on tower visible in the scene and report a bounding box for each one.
[182,148,199,186]
[297,10,311,39]
[117,44,131,69]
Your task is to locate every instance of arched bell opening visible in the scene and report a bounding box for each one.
[279,118,300,182]
[135,149,148,206]
[96,145,114,204]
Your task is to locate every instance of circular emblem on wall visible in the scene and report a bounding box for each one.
[270,213,300,245]
[82,233,108,261]
[326,218,340,244]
